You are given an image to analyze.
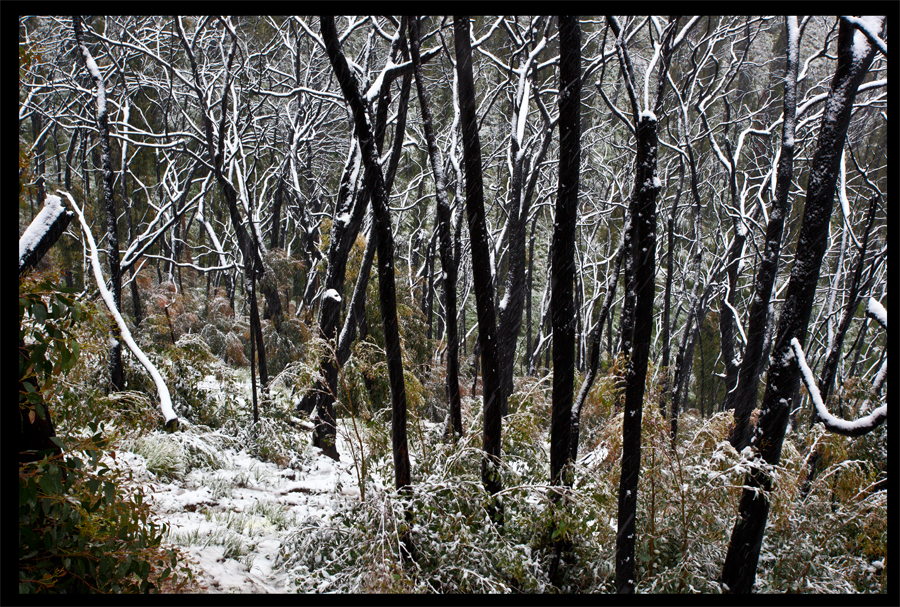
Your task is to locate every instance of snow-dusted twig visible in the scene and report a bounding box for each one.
[61,191,178,426]
[791,337,885,437]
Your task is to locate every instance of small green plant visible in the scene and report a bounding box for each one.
[18,429,193,593]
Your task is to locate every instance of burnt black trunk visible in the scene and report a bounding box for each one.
[728,17,800,450]
[454,15,505,526]
[721,18,881,594]
[321,15,411,493]
[409,17,463,438]
[616,113,660,594]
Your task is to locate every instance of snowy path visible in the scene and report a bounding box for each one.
[118,431,361,593]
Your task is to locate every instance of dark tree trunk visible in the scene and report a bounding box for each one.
[548,16,580,582]
[728,17,799,450]
[322,15,411,495]
[308,139,368,459]
[31,112,47,204]
[721,17,882,594]
[454,15,506,526]
[524,217,537,374]
[64,128,79,191]
[616,112,660,594]
[249,275,260,425]
[74,16,124,392]
[300,28,412,450]
[550,14,581,489]
[409,17,463,438]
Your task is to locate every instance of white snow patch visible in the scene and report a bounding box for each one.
[867,297,886,329]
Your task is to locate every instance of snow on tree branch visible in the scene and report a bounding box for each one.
[61,191,178,426]
[791,337,886,437]
[866,297,887,330]
[841,16,887,59]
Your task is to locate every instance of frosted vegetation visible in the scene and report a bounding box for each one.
[19,265,886,593]
[18,14,886,594]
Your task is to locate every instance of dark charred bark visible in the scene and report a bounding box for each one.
[454,15,505,527]
[616,112,660,595]
[728,17,800,451]
[550,14,581,489]
[548,16,580,582]
[64,128,79,191]
[721,17,882,594]
[301,26,412,455]
[409,17,463,438]
[607,13,678,592]
[74,16,124,392]
[322,16,411,494]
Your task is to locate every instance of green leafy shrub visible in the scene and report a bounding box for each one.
[18,430,193,593]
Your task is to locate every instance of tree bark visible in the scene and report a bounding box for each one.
[454,15,506,526]
[321,15,411,494]
[616,112,660,594]
[409,16,463,438]
[548,15,581,582]
[550,15,581,489]
[721,17,882,594]
[727,17,800,450]
[74,15,124,392]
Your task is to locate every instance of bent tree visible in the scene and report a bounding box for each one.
[720,16,883,594]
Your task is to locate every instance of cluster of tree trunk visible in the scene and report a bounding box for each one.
[19,14,887,590]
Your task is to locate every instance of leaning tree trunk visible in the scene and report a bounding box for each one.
[321,15,411,496]
[454,15,506,527]
[721,17,882,594]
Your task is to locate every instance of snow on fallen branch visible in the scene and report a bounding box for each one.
[19,194,73,276]
[61,191,178,426]
[791,337,886,437]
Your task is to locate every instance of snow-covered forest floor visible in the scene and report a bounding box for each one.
[111,401,359,593]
